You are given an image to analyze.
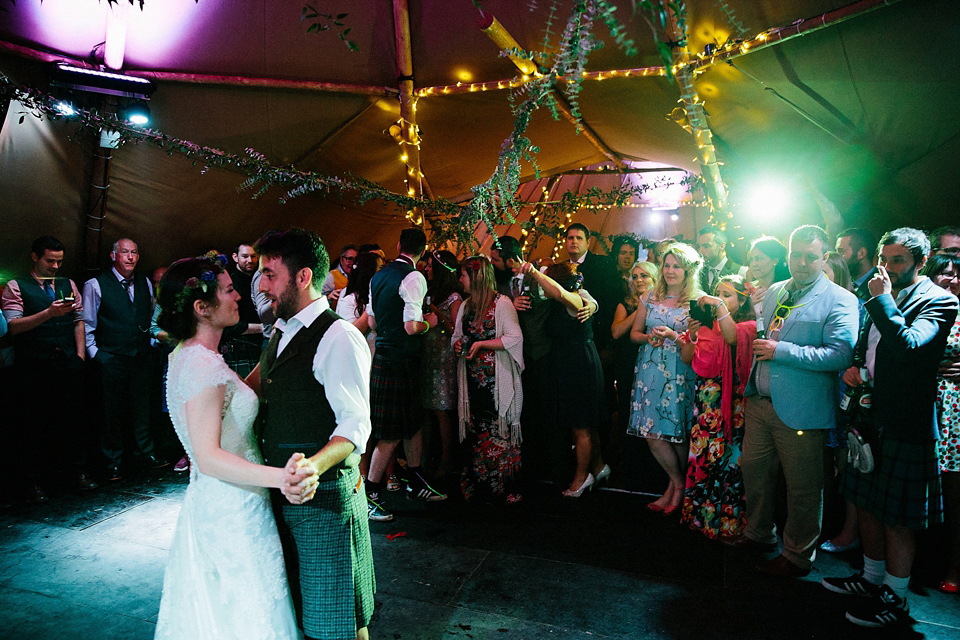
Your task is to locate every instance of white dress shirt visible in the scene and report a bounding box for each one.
[273,297,372,453]
[364,256,426,323]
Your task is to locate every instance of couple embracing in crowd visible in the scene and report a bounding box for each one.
[153,228,375,640]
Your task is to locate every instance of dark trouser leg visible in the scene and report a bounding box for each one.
[128,353,154,455]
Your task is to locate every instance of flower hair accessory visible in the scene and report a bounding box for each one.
[465,257,483,272]
[173,254,227,312]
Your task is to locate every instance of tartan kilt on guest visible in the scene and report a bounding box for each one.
[842,436,943,530]
[370,349,423,440]
[274,467,376,639]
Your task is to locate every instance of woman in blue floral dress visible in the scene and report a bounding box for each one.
[452,256,524,503]
[627,242,702,514]
[679,275,756,540]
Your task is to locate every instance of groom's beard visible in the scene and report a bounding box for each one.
[274,279,301,321]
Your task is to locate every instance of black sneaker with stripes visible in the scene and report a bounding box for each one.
[821,571,881,597]
[845,585,911,628]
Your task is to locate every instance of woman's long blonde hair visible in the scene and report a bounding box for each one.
[652,242,702,306]
[461,255,496,319]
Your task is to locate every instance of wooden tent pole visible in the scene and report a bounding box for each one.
[393,0,424,227]
[664,3,729,219]
[474,9,626,170]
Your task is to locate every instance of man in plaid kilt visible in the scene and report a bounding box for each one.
[251,228,376,640]
[364,227,444,522]
[823,227,958,628]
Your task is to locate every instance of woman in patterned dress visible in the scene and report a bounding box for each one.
[923,253,960,592]
[627,243,702,514]
[679,275,755,539]
[421,250,463,477]
[452,256,524,502]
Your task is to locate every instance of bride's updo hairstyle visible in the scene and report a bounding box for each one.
[156,255,227,342]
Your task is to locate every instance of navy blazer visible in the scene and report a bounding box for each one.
[745,273,859,430]
[862,277,958,442]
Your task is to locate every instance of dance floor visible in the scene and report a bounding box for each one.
[1,468,958,640]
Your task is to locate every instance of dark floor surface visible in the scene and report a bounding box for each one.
[1,467,958,640]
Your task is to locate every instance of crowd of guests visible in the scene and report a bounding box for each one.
[2,221,960,632]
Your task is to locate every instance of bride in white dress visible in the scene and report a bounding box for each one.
[154,256,317,640]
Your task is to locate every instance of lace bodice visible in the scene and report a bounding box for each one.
[156,343,299,640]
[166,343,261,470]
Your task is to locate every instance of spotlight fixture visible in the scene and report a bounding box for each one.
[50,62,155,99]
[123,100,150,126]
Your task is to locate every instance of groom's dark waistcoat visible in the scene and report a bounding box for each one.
[256,308,352,485]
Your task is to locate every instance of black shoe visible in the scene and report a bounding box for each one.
[406,471,447,502]
[845,585,911,627]
[367,496,394,522]
[106,464,123,481]
[25,484,49,504]
[822,571,881,597]
[77,473,99,491]
[139,454,170,469]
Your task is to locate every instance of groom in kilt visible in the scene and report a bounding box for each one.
[250,228,376,640]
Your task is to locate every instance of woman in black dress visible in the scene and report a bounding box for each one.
[520,260,609,497]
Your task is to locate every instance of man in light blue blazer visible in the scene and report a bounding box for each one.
[741,225,860,577]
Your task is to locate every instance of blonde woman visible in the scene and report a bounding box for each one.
[628,243,702,514]
[612,261,659,452]
[452,256,524,503]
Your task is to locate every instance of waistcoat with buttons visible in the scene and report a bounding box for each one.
[14,275,77,359]
[94,272,152,356]
[255,309,343,484]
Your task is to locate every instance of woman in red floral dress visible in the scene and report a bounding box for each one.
[680,275,756,540]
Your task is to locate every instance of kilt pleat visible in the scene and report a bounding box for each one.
[842,437,943,530]
[280,468,376,639]
[370,350,423,440]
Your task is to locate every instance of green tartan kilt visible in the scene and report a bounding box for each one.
[276,467,376,639]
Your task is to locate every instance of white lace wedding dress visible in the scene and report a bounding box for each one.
[155,344,299,640]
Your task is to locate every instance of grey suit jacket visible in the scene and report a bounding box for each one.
[745,273,859,430]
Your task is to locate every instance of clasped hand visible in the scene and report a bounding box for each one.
[649,325,676,347]
[280,453,319,505]
[454,339,484,359]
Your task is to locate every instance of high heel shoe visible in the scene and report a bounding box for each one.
[661,503,681,516]
[646,502,665,513]
[562,473,595,498]
[593,464,612,486]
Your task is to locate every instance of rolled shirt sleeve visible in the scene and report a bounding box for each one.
[312,319,373,453]
[1,280,23,321]
[399,270,427,323]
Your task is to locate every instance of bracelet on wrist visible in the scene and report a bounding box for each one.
[716,311,731,321]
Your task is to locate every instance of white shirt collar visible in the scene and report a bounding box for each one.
[895,277,926,303]
[570,253,587,265]
[274,297,329,334]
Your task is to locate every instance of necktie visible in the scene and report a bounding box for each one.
[120,277,134,302]
[43,280,55,300]
[264,326,283,367]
